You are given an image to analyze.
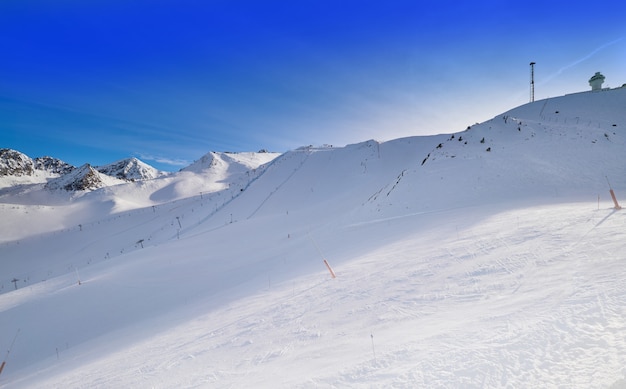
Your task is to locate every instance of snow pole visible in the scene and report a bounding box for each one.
[371,333,376,362]
[75,267,82,286]
[606,176,622,210]
[0,329,20,377]
[309,234,337,279]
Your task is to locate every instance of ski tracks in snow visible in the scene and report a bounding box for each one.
[10,202,626,388]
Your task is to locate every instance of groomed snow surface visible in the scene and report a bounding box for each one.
[1,89,626,388]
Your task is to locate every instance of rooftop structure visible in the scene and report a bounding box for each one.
[589,72,605,91]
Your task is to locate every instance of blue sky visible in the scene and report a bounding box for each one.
[1,0,625,171]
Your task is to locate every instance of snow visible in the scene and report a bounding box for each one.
[1,88,626,388]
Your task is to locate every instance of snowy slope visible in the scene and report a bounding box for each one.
[0,151,280,244]
[0,88,625,388]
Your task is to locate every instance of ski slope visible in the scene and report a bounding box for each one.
[1,88,626,388]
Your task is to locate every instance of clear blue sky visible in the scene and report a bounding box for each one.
[1,0,625,171]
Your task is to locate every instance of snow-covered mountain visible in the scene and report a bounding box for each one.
[1,87,625,388]
[183,150,278,174]
[33,156,75,175]
[0,149,74,177]
[95,157,166,182]
[0,153,165,191]
[0,150,277,197]
[0,149,36,177]
[45,163,127,191]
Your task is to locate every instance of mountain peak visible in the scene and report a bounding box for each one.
[33,156,75,175]
[0,148,35,176]
[97,157,165,181]
[181,151,219,173]
[45,163,124,191]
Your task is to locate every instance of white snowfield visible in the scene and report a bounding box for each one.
[1,88,626,388]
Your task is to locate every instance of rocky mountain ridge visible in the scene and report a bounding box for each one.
[44,163,125,191]
[0,149,166,191]
[0,149,280,192]
[33,155,76,175]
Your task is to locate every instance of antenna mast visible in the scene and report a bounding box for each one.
[529,62,536,102]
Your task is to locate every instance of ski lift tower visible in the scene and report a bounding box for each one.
[529,62,536,102]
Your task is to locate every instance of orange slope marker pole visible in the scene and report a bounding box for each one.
[323,259,337,279]
[606,176,622,210]
[309,234,337,279]
[610,189,622,210]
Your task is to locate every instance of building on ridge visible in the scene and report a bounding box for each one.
[589,72,605,91]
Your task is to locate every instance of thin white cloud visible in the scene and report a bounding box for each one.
[135,153,191,168]
[542,37,625,85]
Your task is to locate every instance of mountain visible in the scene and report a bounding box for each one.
[0,149,75,177]
[182,150,280,175]
[33,156,75,175]
[0,148,35,176]
[0,150,75,192]
[96,157,165,181]
[0,154,163,192]
[130,150,282,203]
[44,163,126,191]
[0,150,278,198]
[0,87,625,388]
